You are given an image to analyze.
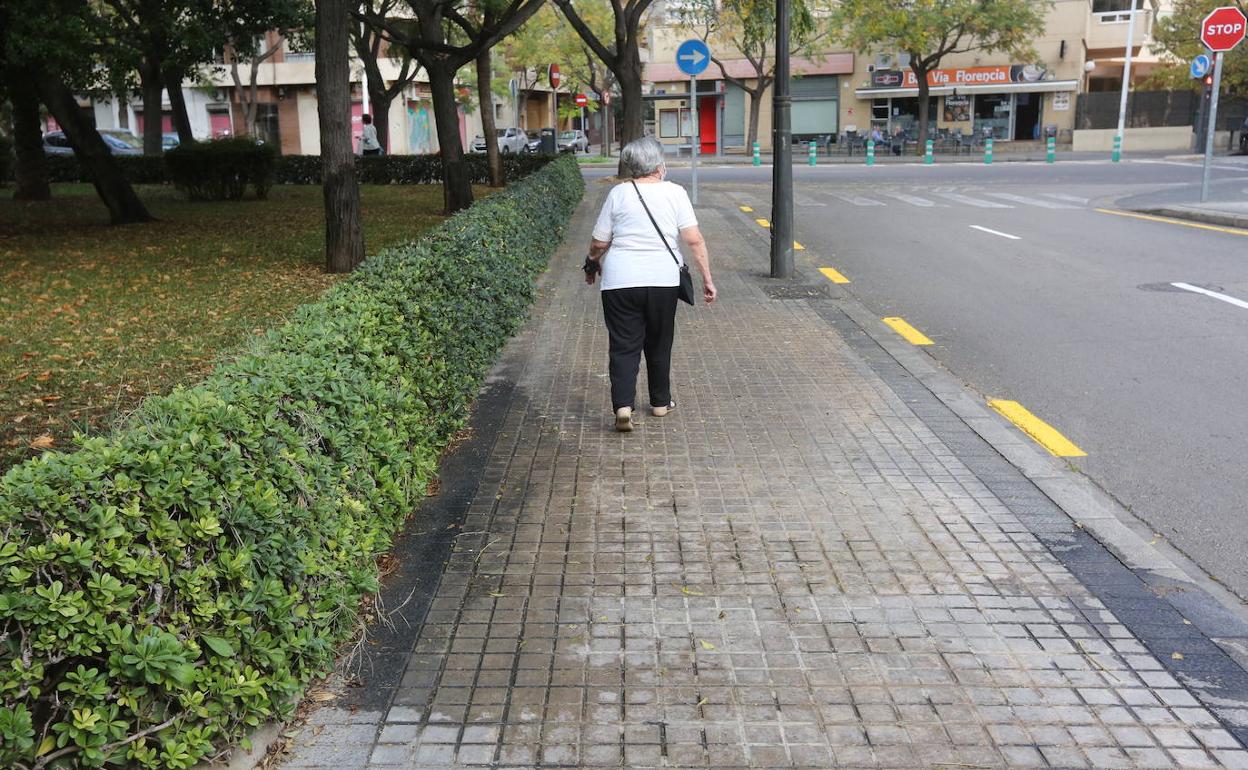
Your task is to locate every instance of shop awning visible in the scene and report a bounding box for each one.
[854,79,1079,98]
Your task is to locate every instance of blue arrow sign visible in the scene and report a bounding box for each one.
[676,39,711,77]
[1191,53,1212,78]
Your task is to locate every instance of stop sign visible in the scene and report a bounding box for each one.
[575,93,588,107]
[1201,6,1246,52]
[548,64,561,89]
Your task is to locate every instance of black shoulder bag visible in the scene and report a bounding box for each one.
[630,181,695,306]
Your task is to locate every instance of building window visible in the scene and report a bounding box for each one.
[1092,0,1144,13]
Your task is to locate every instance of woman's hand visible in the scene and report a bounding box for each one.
[585,268,598,285]
[703,279,717,304]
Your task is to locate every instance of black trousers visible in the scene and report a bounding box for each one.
[601,286,679,411]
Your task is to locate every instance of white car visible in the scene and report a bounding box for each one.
[558,130,590,153]
[472,127,527,154]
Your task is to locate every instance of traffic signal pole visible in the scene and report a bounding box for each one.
[769,0,794,279]
[1201,51,1223,202]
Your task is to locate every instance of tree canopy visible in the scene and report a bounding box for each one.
[1150,0,1247,95]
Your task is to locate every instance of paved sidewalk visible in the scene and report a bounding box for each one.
[271,181,1248,769]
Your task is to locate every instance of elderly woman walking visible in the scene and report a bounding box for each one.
[583,137,717,432]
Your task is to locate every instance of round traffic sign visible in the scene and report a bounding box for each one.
[548,64,561,88]
[575,93,588,107]
[1200,6,1246,52]
[1190,53,1212,78]
[603,91,611,105]
[675,39,711,77]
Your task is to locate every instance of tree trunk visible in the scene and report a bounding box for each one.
[476,48,503,188]
[316,0,365,273]
[34,71,152,224]
[139,59,165,156]
[746,86,764,149]
[615,47,644,146]
[163,64,195,144]
[912,62,930,154]
[9,73,51,201]
[427,64,474,213]
[368,86,393,151]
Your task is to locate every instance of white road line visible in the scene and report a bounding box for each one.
[827,191,885,207]
[1171,282,1248,311]
[794,192,827,207]
[985,192,1078,209]
[970,225,1022,240]
[936,192,1012,208]
[884,192,941,207]
[1042,193,1091,204]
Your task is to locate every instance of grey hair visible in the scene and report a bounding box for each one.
[618,136,666,179]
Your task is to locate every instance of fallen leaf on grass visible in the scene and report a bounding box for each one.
[29,435,55,450]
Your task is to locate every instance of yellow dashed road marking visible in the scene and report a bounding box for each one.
[882,317,934,346]
[794,241,805,250]
[819,267,850,284]
[989,399,1087,457]
[755,218,770,228]
[739,205,754,213]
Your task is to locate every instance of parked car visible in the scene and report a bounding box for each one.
[558,129,589,153]
[523,130,542,154]
[42,129,143,156]
[471,127,528,154]
[162,132,181,151]
[1240,115,1248,155]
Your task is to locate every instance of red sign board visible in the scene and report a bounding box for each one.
[548,64,561,89]
[575,93,588,107]
[1201,6,1246,52]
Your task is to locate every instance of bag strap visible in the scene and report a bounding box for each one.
[630,181,682,268]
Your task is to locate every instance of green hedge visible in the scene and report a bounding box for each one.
[165,139,277,201]
[0,155,584,769]
[42,152,557,187]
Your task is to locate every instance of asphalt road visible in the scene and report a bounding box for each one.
[587,157,1248,600]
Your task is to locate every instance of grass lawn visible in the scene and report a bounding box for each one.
[0,182,482,470]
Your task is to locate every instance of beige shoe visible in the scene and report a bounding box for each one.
[614,406,634,432]
[651,401,675,417]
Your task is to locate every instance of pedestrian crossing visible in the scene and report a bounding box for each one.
[784,186,1091,211]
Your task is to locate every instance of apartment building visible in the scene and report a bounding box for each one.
[80,32,554,155]
[644,0,1172,153]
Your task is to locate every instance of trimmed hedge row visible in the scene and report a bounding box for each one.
[0,154,585,769]
[42,151,557,187]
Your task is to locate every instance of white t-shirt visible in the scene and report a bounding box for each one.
[591,181,698,291]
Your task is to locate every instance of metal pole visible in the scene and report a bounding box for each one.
[1113,0,1139,162]
[770,0,793,279]
[1201,51,1223,203]
[690,76,699,204]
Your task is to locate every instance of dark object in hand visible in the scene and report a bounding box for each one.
[583,256,601,276]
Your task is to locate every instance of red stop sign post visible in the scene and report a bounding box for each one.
[1198,6,1246,201]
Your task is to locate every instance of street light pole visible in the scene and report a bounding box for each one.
[770,0,794,279]
[1113,0,1139,161]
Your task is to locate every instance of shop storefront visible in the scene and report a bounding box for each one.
[856,65,1078,141]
